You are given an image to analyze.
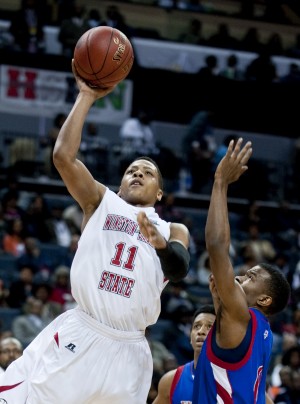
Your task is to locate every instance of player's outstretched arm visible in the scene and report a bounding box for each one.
[205,138,252,313]
[138,212,190,282]
[152,369,176,404]
[53,61,116,216]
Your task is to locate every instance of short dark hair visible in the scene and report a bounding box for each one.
[259,263,291,315]
[132,156,164,190]
[192,305,216,325]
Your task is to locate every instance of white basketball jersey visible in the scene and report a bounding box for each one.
[70,188,171,331]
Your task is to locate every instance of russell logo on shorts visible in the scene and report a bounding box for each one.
[65,343,76,353]
[0,398,8,403]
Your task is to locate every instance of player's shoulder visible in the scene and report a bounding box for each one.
[159,368,177,388]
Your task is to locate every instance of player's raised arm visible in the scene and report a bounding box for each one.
[53,61,115,218]
[205,138,252,316]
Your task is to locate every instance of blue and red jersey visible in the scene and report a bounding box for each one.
[193,308,273,403]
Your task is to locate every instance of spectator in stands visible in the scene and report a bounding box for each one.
[32,282,63,324]
[23,194,52,243]
[265,33,284,56]
[12,296,47,348]
[80,122,109,180]
[85,8,105,29]
[1,190,24,222]
[45,204,72,248]
[286,33,300,58]
[9,0,45,53]
[237,222,277,263]
[58,1,90,57]
[280,62,300,83]
[218,54,245,81]
[153,147,182,194]
[207,23,239,50]
[245,49,278,83]
[145,327,178,377]
[271,365,293,402]
[155,193,185,224]
[62,203,83,235]
[271,346,300,388]
[176,0,199,11]
[196,251,211,287]
[62,233,80,268]
[7,264,35,309]
[197,55,219,81]
[0,279,9,308]
[0,337,23,373]
[105,5,133,38]
[177,18,204,45]
[182,110,216,193]
[240,27,263,54]
[2,218,26,257]
[119,108,159,174]
[291,262,300,308]
[49,265,74,311]
[41,113,67,178]
[234,243,259,276]
[17,236,52,278]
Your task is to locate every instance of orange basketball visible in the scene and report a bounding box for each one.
[73,26,134,88]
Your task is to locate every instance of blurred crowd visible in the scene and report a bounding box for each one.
[1,0,300,63]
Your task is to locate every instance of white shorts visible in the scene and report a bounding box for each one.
[0,308,153,403]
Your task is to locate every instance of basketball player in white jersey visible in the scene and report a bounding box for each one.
[0,62,190,403]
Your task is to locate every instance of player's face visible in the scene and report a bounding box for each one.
[235,266,271,307]
[118,159,163,207]
[190,312,215,355]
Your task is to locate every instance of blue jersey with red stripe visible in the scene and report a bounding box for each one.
[193,308,273,404]
[170,361,194,404]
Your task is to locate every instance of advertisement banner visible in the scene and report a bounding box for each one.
[0,65,133,123]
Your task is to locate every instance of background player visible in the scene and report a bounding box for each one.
[153,304,216,404]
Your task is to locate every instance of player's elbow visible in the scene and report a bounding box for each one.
[165,265,189,283]
[156,241,190,283]
[53,141,73,169]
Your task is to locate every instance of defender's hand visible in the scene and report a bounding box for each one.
[215,138,252,185]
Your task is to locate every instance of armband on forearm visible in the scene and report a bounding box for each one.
[156,241,190,283]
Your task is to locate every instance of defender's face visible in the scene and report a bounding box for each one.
[191,312,215,355]
[235,265,270,306]
[119,159,162,207]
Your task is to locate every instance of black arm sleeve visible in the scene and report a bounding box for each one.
[155,241,190,283]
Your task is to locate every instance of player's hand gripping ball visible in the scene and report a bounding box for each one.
[73,26,134,88]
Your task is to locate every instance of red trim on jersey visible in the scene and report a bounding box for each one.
[216,380,234,404]
[54,331,59,347]
[206,309,258,371]
[0,381,24,392]
[170,365,184,401]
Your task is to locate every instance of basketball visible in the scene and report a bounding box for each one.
[73,26,134,88]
